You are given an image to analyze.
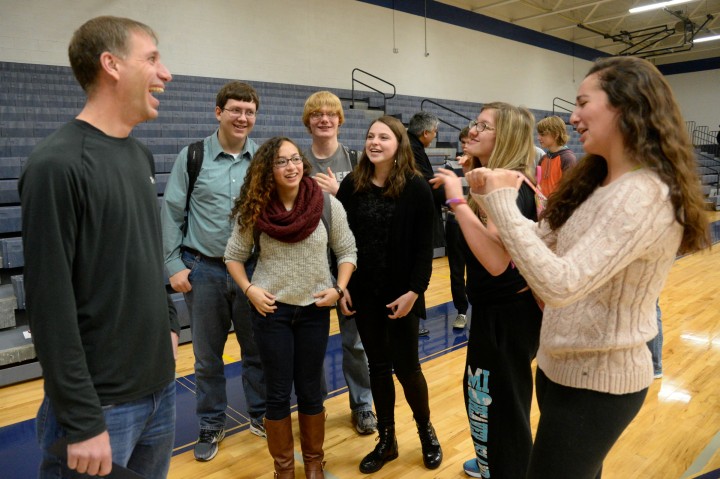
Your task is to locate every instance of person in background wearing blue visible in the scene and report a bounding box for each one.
[337,116,443,474]
[20,16,178,478]
[161,81,266,462]
[301,90,377,435]
[648,300,663,378]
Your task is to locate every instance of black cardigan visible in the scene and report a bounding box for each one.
[337,172,434,318]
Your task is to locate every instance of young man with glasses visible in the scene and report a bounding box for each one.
[301,91,378,435]
[161,81,266,462]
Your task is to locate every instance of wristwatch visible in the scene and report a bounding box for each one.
[333,284,344,299]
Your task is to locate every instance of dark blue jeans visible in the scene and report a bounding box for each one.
[182,250,265,430]
[37,381,176,479]
[646,300,663,375]
[252,302,330,420]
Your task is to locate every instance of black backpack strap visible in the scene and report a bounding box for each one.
[343,145,358,169]
[181,140,204,236]
[321,191,332,236]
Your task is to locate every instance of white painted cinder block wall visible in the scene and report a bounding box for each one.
[0,0,716,127]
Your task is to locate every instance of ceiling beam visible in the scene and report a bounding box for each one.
[511,0,617,23]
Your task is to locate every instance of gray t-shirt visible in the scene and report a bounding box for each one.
[306,144,353,184]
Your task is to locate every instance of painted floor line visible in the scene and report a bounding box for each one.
[681,429,720,478]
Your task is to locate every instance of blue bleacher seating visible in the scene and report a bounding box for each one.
[6,59,712,383]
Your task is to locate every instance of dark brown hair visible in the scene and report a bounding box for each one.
[216,81,260,111]
[352,116,420,198]
[68,16,157,93]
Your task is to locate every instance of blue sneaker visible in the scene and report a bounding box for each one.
[463,458,487,478]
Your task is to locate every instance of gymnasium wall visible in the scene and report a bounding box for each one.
[665,70,720,130]
[0,0,716,126]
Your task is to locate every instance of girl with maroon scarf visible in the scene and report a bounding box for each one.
[224,137,357,479]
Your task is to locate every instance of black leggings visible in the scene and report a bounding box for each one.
[527,368,648,479]
[354,300,430,428]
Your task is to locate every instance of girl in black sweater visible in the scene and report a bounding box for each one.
[336,115,442,474]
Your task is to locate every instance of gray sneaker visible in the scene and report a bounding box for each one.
[249,419,267,438]
[352,410,378,435]
[194,428,225,462]
[452,314,467,329]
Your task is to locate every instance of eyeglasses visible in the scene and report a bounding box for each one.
[469,120,495,133]
[273,155,303,169]
[309,111,339,120]
[223,108,256,119]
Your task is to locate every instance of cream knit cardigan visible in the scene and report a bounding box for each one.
[476,169,682,394]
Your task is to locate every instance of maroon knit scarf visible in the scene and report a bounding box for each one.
[255,175,324,243]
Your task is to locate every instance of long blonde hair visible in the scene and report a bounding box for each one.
[483,102,536,180]
[468,102,536,217]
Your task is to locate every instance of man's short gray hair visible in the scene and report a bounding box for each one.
[408,111,439,136]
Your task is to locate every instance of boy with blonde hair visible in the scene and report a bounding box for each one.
[536,116,577,197]
[302,91,377,435]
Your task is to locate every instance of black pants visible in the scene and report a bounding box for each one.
[445,217,468,315]
[527,368,648,479]
[464,291,542,479]
[355,300,430,428]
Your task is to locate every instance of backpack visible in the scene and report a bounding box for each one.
[342,145,359,169]
[180,140,205,237]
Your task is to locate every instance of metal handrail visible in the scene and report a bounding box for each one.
[420,99,473,131]
[351,68,396,112]
[693,128,720,158]
[552,97,575,119]
[692,128,720,196]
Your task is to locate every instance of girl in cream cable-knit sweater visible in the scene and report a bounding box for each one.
[463,57,710,478]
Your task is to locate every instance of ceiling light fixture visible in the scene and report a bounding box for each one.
[629,0,695,14]
[694,34,720,43]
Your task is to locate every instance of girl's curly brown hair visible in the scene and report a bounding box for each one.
[230,137,311,231]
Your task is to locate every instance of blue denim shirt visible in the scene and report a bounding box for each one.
[161,130,257,277]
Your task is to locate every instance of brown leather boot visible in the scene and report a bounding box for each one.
[298,410,326,479]
[265,416,295,479]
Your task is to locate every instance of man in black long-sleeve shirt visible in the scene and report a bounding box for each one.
[19,16,177,479]
[408,112,445,337]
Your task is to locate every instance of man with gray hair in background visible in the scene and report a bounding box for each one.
[408,111,446,336]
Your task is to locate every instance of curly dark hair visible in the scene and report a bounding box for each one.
[543,56,709,254]
[230,137,311,231]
